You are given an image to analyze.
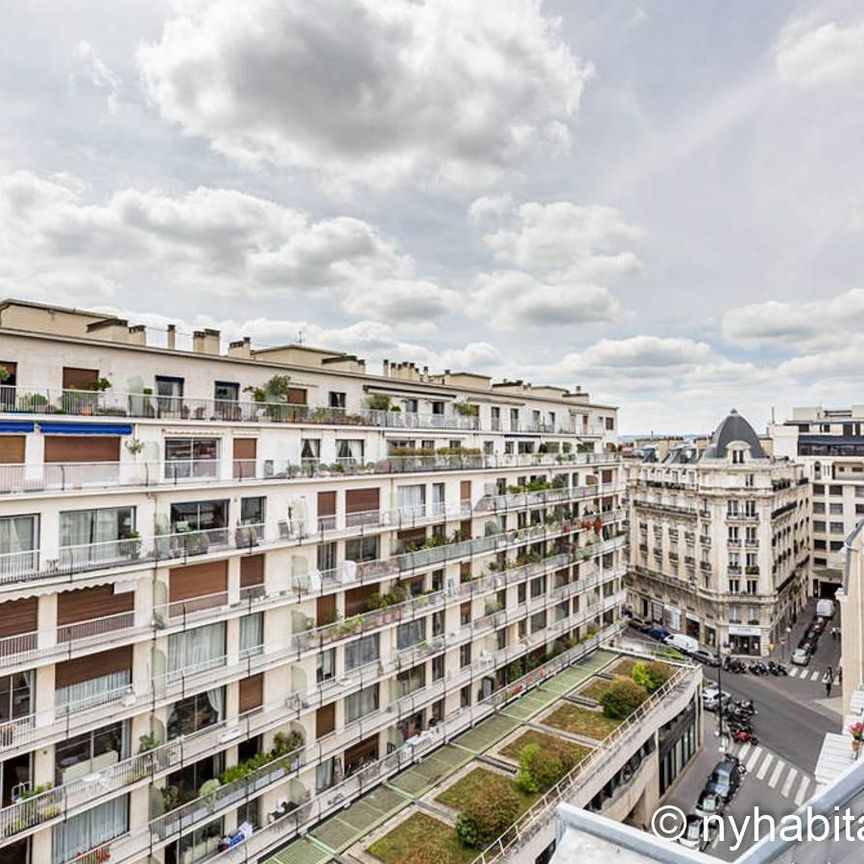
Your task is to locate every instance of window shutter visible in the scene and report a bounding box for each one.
[240,554,265,588]
[58,585,134,626]
[62,367,99,390]
[44,436,120,463]
[0,597,37,638]
[345,488,380,513]
[316,703,336,738]
[0,435,25,463]
[169,561,228,614]
[239,673,264,713]
[55,646,132,688]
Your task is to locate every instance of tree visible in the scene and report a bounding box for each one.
[455,776,520,848]
[600,678,648,719]
[632,661,671,694]
[517,743,566,793]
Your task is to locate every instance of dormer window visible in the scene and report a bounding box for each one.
[732,450,745,464]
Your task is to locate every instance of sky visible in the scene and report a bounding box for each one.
[1,0,864,435]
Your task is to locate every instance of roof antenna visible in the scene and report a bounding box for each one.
[296,329,305,346]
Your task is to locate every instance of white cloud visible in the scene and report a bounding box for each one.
[0,170,447,320]
[722,289,864,350]
[469,270,619,329]
[467,195,514,224]
[482,200,644,274]
[775,18,864,88]
[137,0,593,187]
[75,41,122,114]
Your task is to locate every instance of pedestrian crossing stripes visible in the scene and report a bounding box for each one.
[786,667,840,684]
[731,743,815,807]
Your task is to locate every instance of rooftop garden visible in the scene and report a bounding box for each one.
[367,812,476,864]
[498,729,591,763]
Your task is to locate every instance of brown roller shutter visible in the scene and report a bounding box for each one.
[460,480,472,502]
[316,703,335,738]
[288,388,307,405]
[602,469,613,484]
[44,436,120,463]
[0,436,25,464]
[240,554,265,587]
[233,438,257,479]
[0,598,37,638]
[58,585,134,626]
[345,584,377,616]
[55,645,132,688]
[239,673,264,713]
[62,367,99,390]
[317,491,336,517]
[345,488,379,514]
[169,560,228,615]
[460,520,471,539]
[317,594,336,625]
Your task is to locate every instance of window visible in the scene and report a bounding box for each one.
[830,503,844,515]
[240,496,265,526]
[744,500,756,517]
[336,439,364,465]
[0,514,38,574]
[460,644,472,668]
[728,579,740,594]
[727,501,739,517]
[605,416,615,430]
[316,756,337,792]
[301,438,320,462]
[155,375,184,413]
[164,438,219,479]
[317,542,337,572]
[59,507,134,566]
[497,628,508,650]
[432,655,444,681]
[396,665,425,698]
[830,485,842,496]
[460,684,472,708]
[398,485,426,517]
[239,613,264,658]
[0,671,32,723]
[397,619,426,649]
[531,610,547,632]
[53,795,128,864]
[530,576,546,598]
[214,381,239,411]
[746,579,758,595]
[170,499,228,532]
[168,622,225,678]
[317,649,335,683]
[345,536,379,562]
[517,583,527,604]
[167,690,225,739]
[732,450,744,464]
[329,392,346,409]
[830,522,844,534]
[55,721,127,783]
[814,520,826,533]
[345,634,379,670]
[813,484,825,495]
[345,684,379,723]
[813,501,826,513]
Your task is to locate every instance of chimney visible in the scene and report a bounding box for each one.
[193,328,221,355]
[128,325,147,346]
[228,337,252,359]
[383,359,390,377]
[166,324,176,351]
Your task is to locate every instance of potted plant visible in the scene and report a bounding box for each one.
[850,722,863,752]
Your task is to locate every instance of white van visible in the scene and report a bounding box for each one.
[664,633,699,654]
[816,599,835,619]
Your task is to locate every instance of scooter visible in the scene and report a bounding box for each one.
[732,728,758,745]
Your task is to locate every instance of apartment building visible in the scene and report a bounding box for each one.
[0,299,627,864]
[771,406,864,600]
[627,410,810,656]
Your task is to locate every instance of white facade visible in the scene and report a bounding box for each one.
[0,300,626,864]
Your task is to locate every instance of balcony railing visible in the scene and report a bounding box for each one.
[61,620,627,864]
[0,451,621,497]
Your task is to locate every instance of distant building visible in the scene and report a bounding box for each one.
[627,410,810,656]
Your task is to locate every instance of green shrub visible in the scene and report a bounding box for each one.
[600,678,648,719]
[632,661,672,694]
[517,743,565,793]
[455,777,520,848]
[516,743,541,793]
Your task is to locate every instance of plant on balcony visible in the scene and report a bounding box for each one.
[745,565,759,574]
[0,364,8,382]
[74,846,111,864]
[364,394,394,411]
[234,523,260,548]
[19,392,49,412]
[138,732,158,753]
[160,785,180,810]
[850,722,863,752]
[453,401,478,417]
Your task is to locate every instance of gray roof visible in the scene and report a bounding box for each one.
[701,409,767,460]
[663,442,698,464]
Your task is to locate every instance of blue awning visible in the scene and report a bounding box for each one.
[38,422,133,436]
[0,421,35,433]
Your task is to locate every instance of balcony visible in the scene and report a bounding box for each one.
[631,500,697,518]
[0,450,621,497]
[474,480,622,514]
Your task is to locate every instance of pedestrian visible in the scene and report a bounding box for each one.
[839,668,844,686]
[826,679,833,698]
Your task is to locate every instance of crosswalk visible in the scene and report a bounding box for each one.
[785,667,840,684]
[735,742,815,807]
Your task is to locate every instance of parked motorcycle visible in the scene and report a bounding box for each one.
[732,728,758,745]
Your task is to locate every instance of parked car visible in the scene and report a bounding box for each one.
[645,626,671,642]
[663,633,700,654]
[695,789,725,819]
[679,814,715,851]
[702,685,731,712]
[816,598,835,619]
[627,615,651,633]
[705,758,744,802]
[808,619,826,636]
[690,648,721,667]
[791,646,811,666]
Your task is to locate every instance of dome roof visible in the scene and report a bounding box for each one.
[701,409,767,460]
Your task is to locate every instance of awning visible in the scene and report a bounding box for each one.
[38,422,133,436]
[0,421,35,433]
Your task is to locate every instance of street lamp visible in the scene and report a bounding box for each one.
[784,626,792,664]
[715,639,730,753]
